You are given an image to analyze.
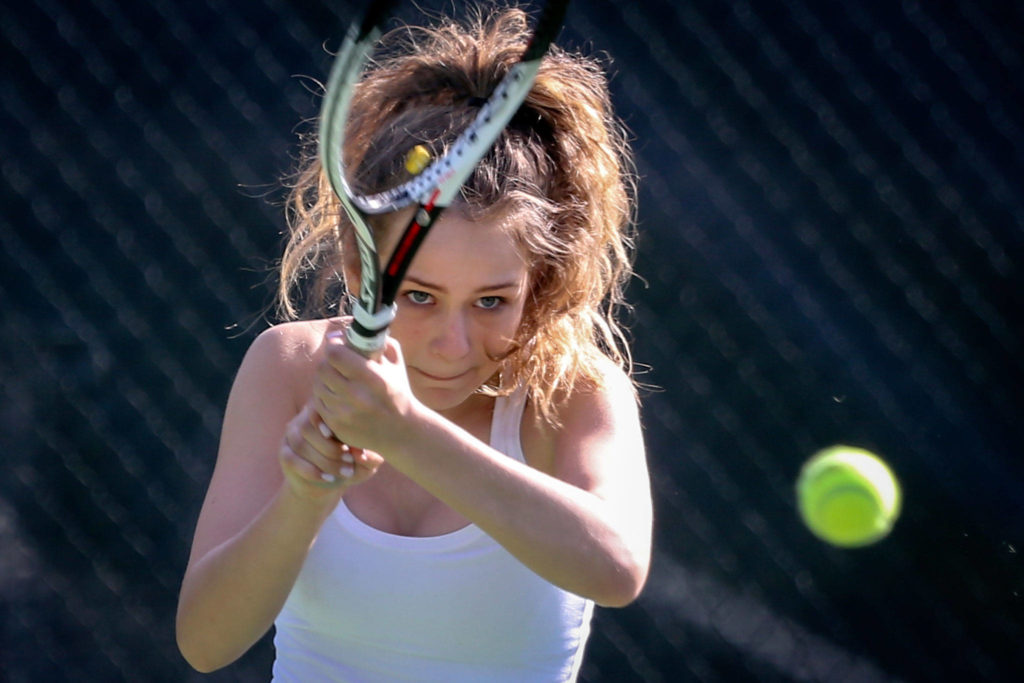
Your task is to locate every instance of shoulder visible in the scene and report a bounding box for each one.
[552,357,639,432]
[522,357,641,476]
[244,318,347,369]
[236,318,346,406]
[558,358,640,439]
[250,318,340,355]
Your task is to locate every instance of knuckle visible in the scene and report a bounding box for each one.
[283,430,299,453]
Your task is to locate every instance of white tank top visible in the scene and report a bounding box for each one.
[272,390,594,682]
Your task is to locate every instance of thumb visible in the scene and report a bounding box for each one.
[382,335,404,366]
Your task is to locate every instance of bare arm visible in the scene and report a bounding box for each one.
[318,336,653,607]
[175,324,379,672]
[397,385,651,606]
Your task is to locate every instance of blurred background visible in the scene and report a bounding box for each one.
[1,0,1022,680]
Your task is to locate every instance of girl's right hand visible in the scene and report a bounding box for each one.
[278,404,383,504]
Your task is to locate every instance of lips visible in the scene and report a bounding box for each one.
[413,367,472,382]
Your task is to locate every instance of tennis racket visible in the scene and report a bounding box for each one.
[318,0,570,354]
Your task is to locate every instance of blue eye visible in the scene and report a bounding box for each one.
[477,296,504,310]
[406,290,433,305]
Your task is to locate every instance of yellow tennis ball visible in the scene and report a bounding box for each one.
[797,445,901,548]
[404,144,432,175]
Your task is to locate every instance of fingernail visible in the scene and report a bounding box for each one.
[342,452,354,464]
[318,423,333,439]
[340,465,354,478]
[321,472,336,483]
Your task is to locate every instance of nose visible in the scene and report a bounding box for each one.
[429,309,471,361]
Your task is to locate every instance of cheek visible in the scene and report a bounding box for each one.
[388,310,427,347]
[383,300,422,335]
[482,306,527,357]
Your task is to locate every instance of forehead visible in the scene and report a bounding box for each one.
[383,209,529,285]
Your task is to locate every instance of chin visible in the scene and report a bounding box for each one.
[412,383,471,410]
[412,379,494,416]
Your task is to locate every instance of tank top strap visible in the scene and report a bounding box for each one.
[489,386,527,465]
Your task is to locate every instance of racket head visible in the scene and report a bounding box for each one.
[318,1,394,346]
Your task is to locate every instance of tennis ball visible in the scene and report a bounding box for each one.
[797,445,901,548]
[404,144,432,175]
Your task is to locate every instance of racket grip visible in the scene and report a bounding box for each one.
[346,301,398,356]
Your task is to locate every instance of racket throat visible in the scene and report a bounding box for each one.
[347,300,398,353]
[384,196,442,283]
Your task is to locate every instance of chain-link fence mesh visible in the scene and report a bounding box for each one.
[2,0,1022,680]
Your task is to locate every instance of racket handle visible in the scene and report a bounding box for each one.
[346,301,397,356]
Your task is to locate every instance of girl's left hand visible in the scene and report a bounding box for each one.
[313,331,416,454]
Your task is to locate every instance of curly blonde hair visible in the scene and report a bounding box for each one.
[279,4,637,423]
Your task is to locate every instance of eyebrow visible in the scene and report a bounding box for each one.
[403,275,522,293]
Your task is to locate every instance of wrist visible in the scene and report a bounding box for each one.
[278,476,346,522]
[374,394,431,457]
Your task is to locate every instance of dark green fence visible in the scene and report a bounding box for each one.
[2,1,1021,680]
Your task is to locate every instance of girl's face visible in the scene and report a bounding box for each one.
[365,210,531,415]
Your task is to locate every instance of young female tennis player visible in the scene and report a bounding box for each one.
[176,5,652,680]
